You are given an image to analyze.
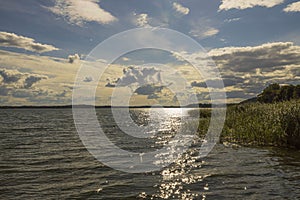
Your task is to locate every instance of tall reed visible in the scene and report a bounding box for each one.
[189,100,300,149]
[222,100,300,148]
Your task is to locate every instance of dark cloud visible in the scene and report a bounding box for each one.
[196,90,253,101]
[147,93,160,99]
[62,84,75,90]
[0,32,58,53]
[226,91,254,99]
[12,88,49,98]
[0,69,47,89]
[0,87,9,96]
[0,69,22,83]
[175,42,300,101]
[191,79,224,88]
[210,42,300,72]
[0,68,76,104]
[222,77,245,87]
[134,84,164,95]
[188,42,300,100]
[57,90,68,97]
[290,67,300,77]
[0,68,49,99]
[83,76,93,82]
[105,82,116,87]
[191,81,206,88]
[24,75,47,88]
[27,95,72,105]
[196,92,210,101]
[10,87,72,105]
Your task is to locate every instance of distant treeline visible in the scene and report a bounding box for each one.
[258,83,300,103]
[0,104,215,109]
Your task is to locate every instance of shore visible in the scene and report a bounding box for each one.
[194,100,300,149]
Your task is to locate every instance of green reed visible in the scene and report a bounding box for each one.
[222,100,300,148]
[188,100,300,149]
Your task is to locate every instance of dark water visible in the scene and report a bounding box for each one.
[0,108,300,199]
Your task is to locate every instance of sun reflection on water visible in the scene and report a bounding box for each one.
[139,137,211,199]
[133,108,210,199]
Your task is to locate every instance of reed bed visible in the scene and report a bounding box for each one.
[189,100,300,149]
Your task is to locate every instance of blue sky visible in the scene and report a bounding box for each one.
[1,0,300,56]
[0,0,299,105]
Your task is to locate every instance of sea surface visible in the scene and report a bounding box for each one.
[0,108,300,199]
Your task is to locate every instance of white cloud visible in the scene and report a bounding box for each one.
[68,53,80,63]
[134,13,151,27]
[224,18,241,23]
[202,28,220,37]
[106,66,162,88]
[0,32,58,53]
[219,0,284,11]
[49,0,117,26]
[190,27,219,39]
[284,1,300,12]
[122,57,130,61]
[172,2,190,15]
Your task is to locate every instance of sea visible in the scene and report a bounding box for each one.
[1,108,300,199]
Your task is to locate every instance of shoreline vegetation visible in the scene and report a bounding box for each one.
[194,84,300,150]
[221,99,300,149]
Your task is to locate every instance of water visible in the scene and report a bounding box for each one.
[0,108,299,199]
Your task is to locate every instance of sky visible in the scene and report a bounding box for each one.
[0,0,299,106]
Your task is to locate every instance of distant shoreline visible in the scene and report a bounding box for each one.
[0,104,234,109]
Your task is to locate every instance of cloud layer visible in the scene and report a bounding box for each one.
[208,42,300,99]
[209,42,300,72]
[0,66,75,105]
[0,69,47,89]
[0,68,48,98]
[0,32,58,53]
[49,0,117,26]
[284,1,300,12]
[174,42,300,101]
[219,0,284,11]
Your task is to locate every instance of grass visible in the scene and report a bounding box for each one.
[190,100,300,149]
